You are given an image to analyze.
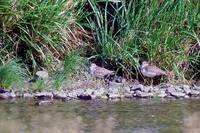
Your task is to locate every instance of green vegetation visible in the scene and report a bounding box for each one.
[86,0,200,81]
[53,51,86,90]
[0,61,26,89]
[0,0,200,89]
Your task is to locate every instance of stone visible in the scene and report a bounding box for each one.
[157,91,167,98]
[23,93,34,98]
[130,84,143,92]
[36,71,49,79]
[190,90,200,96]
[184,95,190,99]
[109,87,120,94]
[124,87,131,93]
[183,85,191,95]
[85,89,95,95]
[95,88,107,97]
[142,86,153,92]
[77,95,92,100]
[193,86,200,91]
[0,88,8,93]
[108,93,121,99]
[9,91,16,98]
[166,87,176,94]
[68,91,77,99]
[135,90,153,98]
[33,92,53,100]
[0,91,16,99]
[53,91,67,99]
[0,93,10,99]
[109,82,124,89]
[124,93,132,98]
[74,89,85,96]
[174,85,184,92]
[170,91,186,98]
[100,95,109,99]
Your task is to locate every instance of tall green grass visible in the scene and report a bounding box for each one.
[0,60,26,89]
[0,0,86,73]
[85,0,200,81]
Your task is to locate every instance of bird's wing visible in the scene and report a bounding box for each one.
[146,65,166,75]
[95,67,114,76]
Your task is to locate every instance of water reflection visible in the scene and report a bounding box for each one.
[0,99,199,133]
[184,112,200,133]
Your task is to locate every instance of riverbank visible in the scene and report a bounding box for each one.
[1,77,200,105]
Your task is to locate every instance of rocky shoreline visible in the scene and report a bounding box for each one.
[0,81,200,105]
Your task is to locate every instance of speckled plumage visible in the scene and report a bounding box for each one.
[140,61,166,78]
[90,63,114,78]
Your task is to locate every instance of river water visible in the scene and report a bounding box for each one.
[0,99,199,133]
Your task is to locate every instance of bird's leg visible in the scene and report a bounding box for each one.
[150,78,153,87]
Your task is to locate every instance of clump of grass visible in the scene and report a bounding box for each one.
[0,0,87,73]
[31,79,46,92]
[0,60,26,89]
[53,51,87,90]
[85,0,200,81]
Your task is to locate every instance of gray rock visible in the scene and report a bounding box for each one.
[170,91,186,98]
[85,89,95,95]
[33,92,53,99]
[0,91,16,99]
[108,93,121,99]
[142,86,153,92]
[182,85,191,94]
[109,87,120,94]
[174,85,184,92]
[152,86,160,93]
[68,91,78,98]
[184,95,190,99]
[0,92,10,99]
[109,82,124,89]
[77,95,92,100]
[124,93,132,98]
[193,85,200,91]
[157,91,167,98]
[135,90,153,98]
[95,88,107,97]
[101,95,109,99]
[124,86,131,93]
[130,84,143,92]
[36,71,49,79]
[74,89,85,95]
[166,87,176,94]
[53,91,67,99]
[9,91,16,98]
[190,90,200,96]
[23,93,34,98]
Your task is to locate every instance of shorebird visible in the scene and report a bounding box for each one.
[140,61,167,84]
[90,63,114,78]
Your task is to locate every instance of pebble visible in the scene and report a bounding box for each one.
[130,84,143,92]
[190,90,200,96]
[108,93,121,99]
[53,91,67,99]
[36,71,49,79]
[157,91,167,98]
[33,92,53,100]
[170,91,186,98]
[23,93,34,98]
[183,86,191,95]
[0,91,16,99]
[77,95,92,100]
[135,90,153,98]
